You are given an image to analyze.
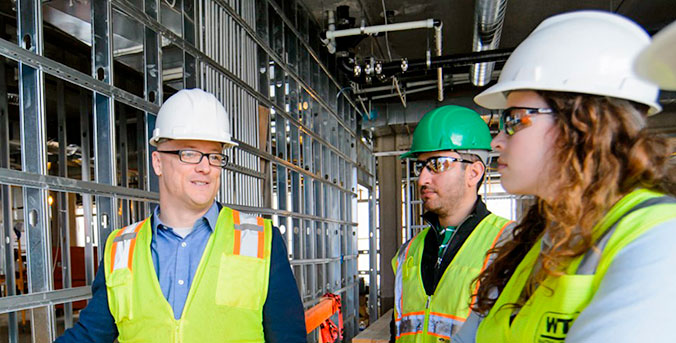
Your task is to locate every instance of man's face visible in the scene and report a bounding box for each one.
[416,151,468,216]
[151,139,223,212]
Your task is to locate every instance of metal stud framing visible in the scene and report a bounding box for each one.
[17,0,57,340]
[0,0,376,341]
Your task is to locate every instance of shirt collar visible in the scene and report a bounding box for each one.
[152,201,220,235]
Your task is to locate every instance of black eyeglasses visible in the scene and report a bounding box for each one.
[499,107,554,136]
[157,149,228,167]
[412,156,473,176]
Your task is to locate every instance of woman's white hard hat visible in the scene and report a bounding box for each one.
[149,88,238,148]
[474,11,661,115]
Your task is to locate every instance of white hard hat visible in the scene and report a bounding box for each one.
[149,88,238,148]
[474,11,661,115]
[634,20,676,91]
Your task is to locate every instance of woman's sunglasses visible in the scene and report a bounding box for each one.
[499,107,554,136]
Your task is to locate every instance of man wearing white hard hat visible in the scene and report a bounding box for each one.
[635,20,676,90]
[57,89,307,342]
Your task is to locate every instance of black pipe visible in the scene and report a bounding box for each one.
[382,48,514,74]
[338,48,514,84]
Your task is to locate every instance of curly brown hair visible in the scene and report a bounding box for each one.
[472,91,676,314]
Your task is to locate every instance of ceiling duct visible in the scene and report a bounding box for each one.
[471,0,508,86]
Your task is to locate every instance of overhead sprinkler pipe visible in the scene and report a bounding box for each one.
[323,18,442,56]
[326,18,439,39]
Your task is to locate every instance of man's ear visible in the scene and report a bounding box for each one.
[466,161,485,188]
[151,151,162,177]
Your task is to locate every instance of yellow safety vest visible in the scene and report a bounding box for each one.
[392,213,514,342]
[104,206,273,343]
[476,189,676,343]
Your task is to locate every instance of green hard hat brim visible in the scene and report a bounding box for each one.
[399,147,489,160]
[400,148,449,159]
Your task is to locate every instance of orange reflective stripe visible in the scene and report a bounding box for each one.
[234,229,242,255]
[401,311,426,316]
[126,220,147,272]
[256,216,265,258]
[257,230,264,259]
[233,210,240,225]
[428,311,466,322]
[233,210,242,255]
[109,229,125,274]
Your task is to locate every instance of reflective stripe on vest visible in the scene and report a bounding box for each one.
[394,239,414,321]
[232,210,265,258]
[392,213,514,342]
[109,219,146,273]
[428,312,466,340]
[397,312,425,337]
[476,190,676,343]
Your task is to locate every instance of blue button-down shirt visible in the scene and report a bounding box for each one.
[56,201,306,343]
[151,202,219,319]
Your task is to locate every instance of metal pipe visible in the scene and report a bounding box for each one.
[471,0,509,86]
[326,18,437,39]
[325,10,337,54]
[435,23,443,101]
[338,48,512,83]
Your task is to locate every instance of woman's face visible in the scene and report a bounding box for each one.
[491,90,559,200]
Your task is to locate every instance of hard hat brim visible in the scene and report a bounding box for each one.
[474,80,662,115]
[149,135,239,149]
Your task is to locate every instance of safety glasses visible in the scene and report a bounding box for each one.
[412,156,473,176]
[157,149,228,167]
[499,107,554,136]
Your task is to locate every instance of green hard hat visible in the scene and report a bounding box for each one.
[400,105,492,159]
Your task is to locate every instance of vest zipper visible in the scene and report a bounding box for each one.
[424,295,432,336]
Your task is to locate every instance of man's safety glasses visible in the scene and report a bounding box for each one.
[412,156,473,176]
[499,107,554,136]
[157,149,228,167]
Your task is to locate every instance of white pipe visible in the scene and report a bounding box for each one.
[325,10,337,54]
[435,23,443,101]
[326,19,436,39]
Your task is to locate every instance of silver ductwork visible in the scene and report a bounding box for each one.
[471,0,508,86]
